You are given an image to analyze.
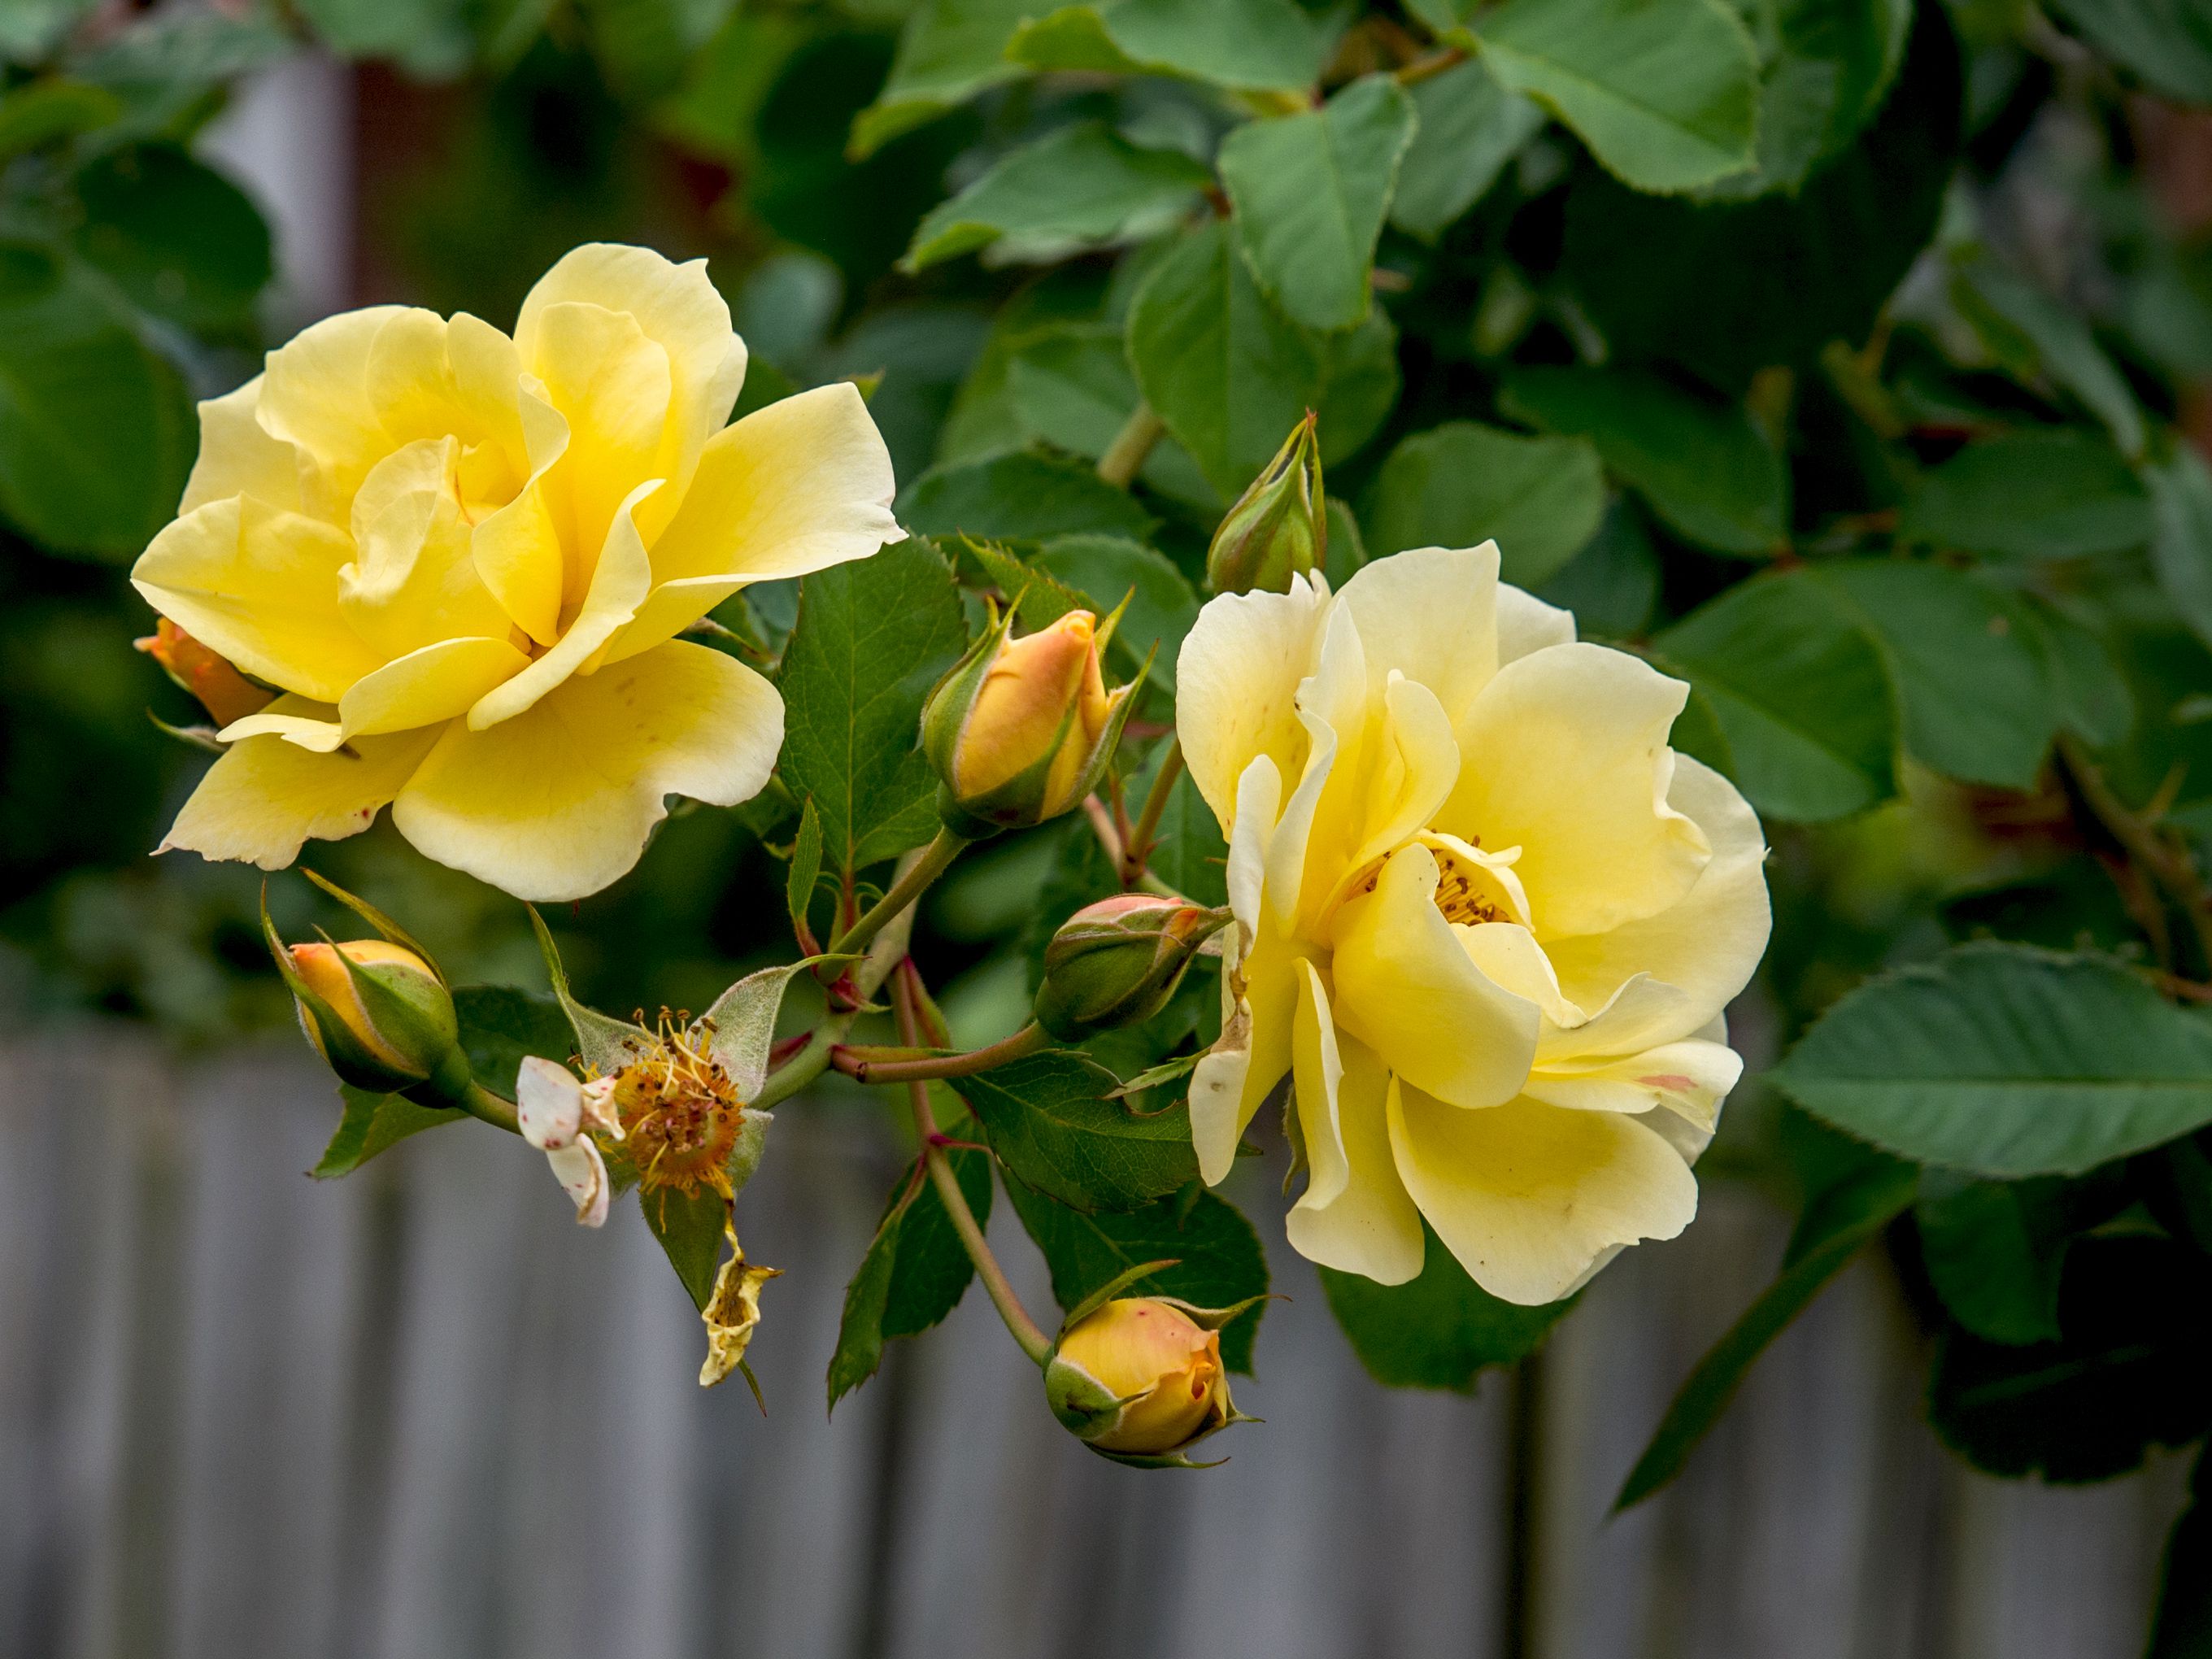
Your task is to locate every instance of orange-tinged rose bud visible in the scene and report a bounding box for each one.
[135,618,274,729]
[1047,1297,1232,1457]
[921,600,1139,837]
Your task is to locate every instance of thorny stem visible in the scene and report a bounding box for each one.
[832,1021,1049,1085]
[1096,403,1165,489]
[894,961,1053,1366]
[2058,734,2212,976]
[1121,739,1185,886]
[825,827,967,967]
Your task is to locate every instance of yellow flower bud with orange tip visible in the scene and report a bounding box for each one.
[1041,1267,1262,1466]
[135,617,275,729]
[921,599,1141,838]
[263,872,469,1102]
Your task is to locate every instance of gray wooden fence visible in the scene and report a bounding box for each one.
[0,1029,2188,1659]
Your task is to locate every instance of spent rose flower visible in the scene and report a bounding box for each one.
[1177,544,1770,1304]
[133,242,903,901]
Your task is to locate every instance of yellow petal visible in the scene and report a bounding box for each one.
[466,482,657,730]
[1442,642,1709,939]
[1174,573,1330,834]
[392,640,781,901]
[1388,1081,1698,1304]
[179,376,309,517]
[1188,918,1300,1185]
[340,635,532,737]
[525,300,673,590]
[1328,843,1539,1110]
[1334,542,1500,728]
[159,699,441,869]
[342,438,516,658]
[367,309,528,461]
[1268,601,1368,929]
[1496,581,1574,664]
[132,497,380,703]
[1543,755,1770,1028]
[1284,966,1425,1284]
[1223,753,1282,934]
[604,383,903,664]
[1524,1036,1743,1130]
[255,305,414,499]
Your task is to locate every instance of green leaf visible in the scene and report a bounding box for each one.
[1811,561,2055,790]
[1006,1179,1269,1371]
[777,536,969,877]
[74,145,272,333]
[2023,601,2135,749]
[959,536,1098,628]
[1500,368,1787,555]
[1652,571,1896,821]
[0,81,122,159]
[899,449,1159,544]
[1470,0,1761,194]
[1034,533,1198,690]
[0,243,194,560]
[828,1108,995,1409]
[786,797,823,943]
[1361,421,1606,586]
[2149,1449,2212,1659]
[1321,1224,1573,1390]
[1914,1167,2125,1346]
[452,984,576,1092]
[851,0,1037,157]
[1218,76,1417,330]
[1008,0,1334,94]
[1391,58,1545,240]
[1701,0,1914,199]
[0,0,98,62]
[1615,1151,1914,1509]
[2149,442,2212,655]
[1773,943,2212,1178]
[641,1183,729,1312]
[1927,1236,2212,1482]
[312,1087,462,1180]
[1126,220,1400,498]
[902,122,1209,272]
[956,1051,1199,1211]
[2043,0,2212,106]
[1555,2,1957,388]
[293,0,475,77]
[1533,497,1660,637]
[1004,324,1218,509]
[1953,257,2148,461]
[1898,429,2153,560]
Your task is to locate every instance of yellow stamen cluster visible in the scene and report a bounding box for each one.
[605,1009,746,1199]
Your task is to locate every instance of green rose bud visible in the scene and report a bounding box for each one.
[921,603,1139,838]
[1033,894,1231,1041]
[1205,411,1324,594]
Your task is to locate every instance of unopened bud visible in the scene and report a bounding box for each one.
[921,603,1138,836]
[1205,411,1323,594]
[1046,1297,1238,1461]
[135,618,274,728]
[1034,894,1230,1041]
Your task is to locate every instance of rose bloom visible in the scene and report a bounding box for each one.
[133,243,902,900]
[1178,544,1770,1303]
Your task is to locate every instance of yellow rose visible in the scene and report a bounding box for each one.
[1176,544,1770,1304]
[132,243,903,900]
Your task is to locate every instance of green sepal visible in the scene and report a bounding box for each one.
[262,889,438,1095]
[1060,1258,1182,1331]
[526,904,651,1074]
[1077,1405,1263,1470]
[301,868,446,984]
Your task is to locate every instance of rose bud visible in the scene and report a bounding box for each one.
[921,603,1139,836]
[1205,411,1323,594]
[263,877,469,1102]
[1034,893,1231,1041]
[134,617,274,728]
[1046,1295,1248,1465]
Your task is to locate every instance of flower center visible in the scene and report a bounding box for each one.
[1430,842,1506,926]
[604,1011,746,1197]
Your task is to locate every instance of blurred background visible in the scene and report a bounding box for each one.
[3,1,2211,1656]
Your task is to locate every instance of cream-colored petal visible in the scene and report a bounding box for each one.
[159,701,441,869]
[1335,543,1500,728]
[393,640,780,902]
[1225,754,1282,934]
[1338,673,1460,878]
[1539,971,1699,1062]
[1329,843,1539,1110]
[1544,755,1770,1027]
[1189,921,1300,1185]
[605,383,904,664]
[255,305,413,495]
[180,376,309,517]
[1174,573,1331,833]
[1284,976,1426,1283]
[215,707,346,751]
[1443,642,1709,940]
[1524,1037,1743,1130]
[1496,581,1574,664]
[1388,1081,1699,1305]
[339,635,531,737]
[516,1054,585,1150]
[1457,921,1581,1027]
[133,497,380,702]
[466,482,657,730]
[545,1139,611,1227]
[516,243,745,468]
[1269,603,1367,930]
